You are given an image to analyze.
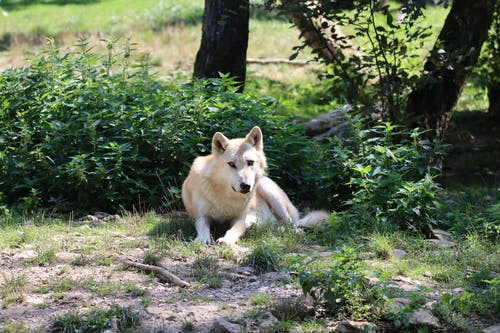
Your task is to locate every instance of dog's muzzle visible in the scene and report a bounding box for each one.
[232,182,251,194]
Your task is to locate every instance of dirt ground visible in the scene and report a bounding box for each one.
[0,237,308,332]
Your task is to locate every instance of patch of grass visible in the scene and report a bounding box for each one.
[1,275,27,307]
[180,316,195,332]
[270,297,311,322]
[148,215,194,241]
[25,248,55,266]
[1,322,30,333]
[143,251,163,266]
[367,233,394,260]
[192,255,223,288]
[81,279,124,297]
[50,305,141,333]
[251,293,273,306]
[242,242,283,274]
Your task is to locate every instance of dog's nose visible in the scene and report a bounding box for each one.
[239,182,251,193]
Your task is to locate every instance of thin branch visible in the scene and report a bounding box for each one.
[122,260,191,288]
[247,58,309,66]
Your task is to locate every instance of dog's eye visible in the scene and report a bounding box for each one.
[247,160,254,166]
[228,161,237,169]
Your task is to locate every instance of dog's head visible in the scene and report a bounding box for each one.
[211,126,267,194]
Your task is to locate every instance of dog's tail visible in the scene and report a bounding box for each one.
[295,210,330,228]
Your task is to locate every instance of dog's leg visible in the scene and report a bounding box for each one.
[216,219,246,246]
[194,216,211,244]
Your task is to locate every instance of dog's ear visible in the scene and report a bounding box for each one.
[212,132,229,155]
[245,126,263,151]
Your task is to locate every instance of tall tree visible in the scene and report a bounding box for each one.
[405,0,495,138]
[193,0,249,92]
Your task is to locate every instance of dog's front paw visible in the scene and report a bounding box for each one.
[194,234,211,245]
[216,235,237,246]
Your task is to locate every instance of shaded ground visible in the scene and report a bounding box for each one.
[443,111,500,185]
[0,218,486,333]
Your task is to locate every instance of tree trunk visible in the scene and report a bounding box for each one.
[405,0,495,139]
[488,82,500,114]
[280,0,359,64]
[193,0,249,92]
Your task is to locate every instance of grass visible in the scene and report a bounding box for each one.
[1,275,27,307]
[0,196,497,331]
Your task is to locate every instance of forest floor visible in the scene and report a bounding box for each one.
[0,213,498,333]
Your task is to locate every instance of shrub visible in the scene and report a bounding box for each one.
[317,120,443,235]
[0,40,317,212]
[298,247,383,320]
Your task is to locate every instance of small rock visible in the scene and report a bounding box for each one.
[427,239,456,247]
[235,266,255,276]
[336,319,376,333]
[452,287,464,296]
[483,324,500,333]
[423,271,432,277]
[431,229,451,241]
[393,249,407,259]
[257,311,279,330]
[209,319,243,333]
[392,298,412,306]
[408,308,440,329]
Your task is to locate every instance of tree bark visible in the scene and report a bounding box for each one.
[193,0,249,92]
[280,0,360,64]
[405,0,495,139]
[488,83,500,114]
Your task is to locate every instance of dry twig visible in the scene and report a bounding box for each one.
[122,260,191,288]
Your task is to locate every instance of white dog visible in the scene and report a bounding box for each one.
[182,126,328,245]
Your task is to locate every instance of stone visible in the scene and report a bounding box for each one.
[235,266,255,276]
[431,229,451,241]
[256,311,279,330]
[389,299,440,329]
[393,249,407,259]
[483,324,500,333]
[408,308,440,329]
[336,319,376,333]
[427,239,456,247]
[209,319,243,333]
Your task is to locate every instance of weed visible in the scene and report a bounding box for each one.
[368,233,394,260]
[23,248,55,267]
[181,316,195,332]
[298,247,383,320]
[81,280,122,297]
[251,293,273,306]
[270,297,311,321]
[1,322,30,333]
[51,305,141,333]
[192,255,223,288]
[242,242,282,274]
[1,275,27,307]
[95,257,113,266]
[143,251,163,266]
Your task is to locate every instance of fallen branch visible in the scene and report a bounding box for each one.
[122,260,191,288]
[302,104,353,139]
[247,57,309,66]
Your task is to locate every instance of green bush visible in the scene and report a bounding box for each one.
[0,40,444,235]
[0,40,316,212]
[298,247,383,320]
[316,121,443,235]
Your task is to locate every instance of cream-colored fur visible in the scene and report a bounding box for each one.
[182,126,328,245]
